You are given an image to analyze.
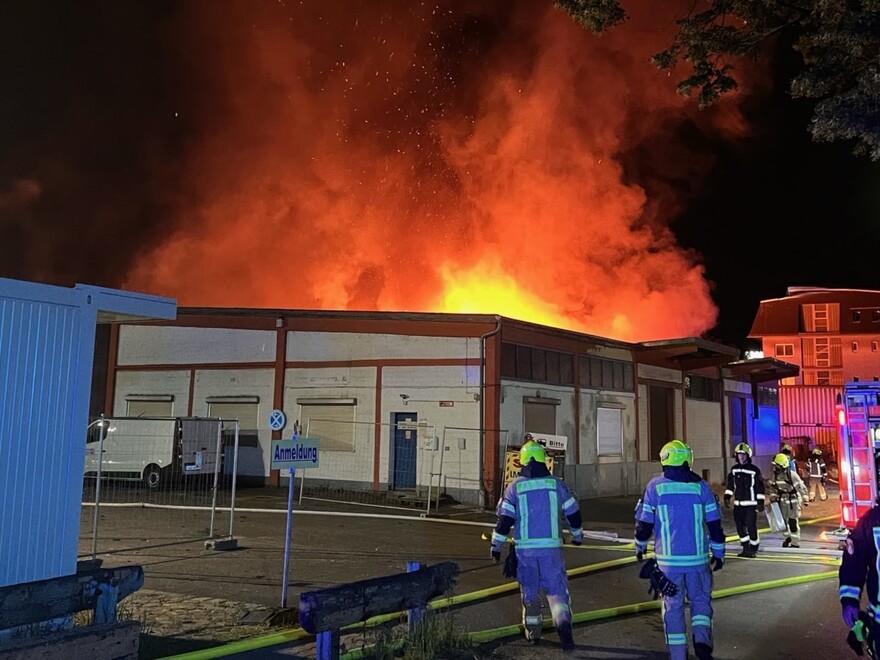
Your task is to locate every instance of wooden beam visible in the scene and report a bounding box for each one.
[298,562,459,634]
[0,620,140,659]
[0,566,143,629]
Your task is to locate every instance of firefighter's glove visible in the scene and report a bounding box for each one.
[502,545,518,578]
[710,555,724,572]
[570,528,584,546]
[723,495,731,509]
[822,476,827,486]
[844,604,861,629]
[846,610,872,657]
[638,559,678,599]
[490,548,501,563]
[635,539,647,562]
[757,500,765,513]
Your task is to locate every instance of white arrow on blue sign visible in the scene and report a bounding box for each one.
[271,437,320,470]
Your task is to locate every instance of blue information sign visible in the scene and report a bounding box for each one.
[271,437,320,470]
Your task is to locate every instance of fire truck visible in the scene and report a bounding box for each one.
[836,381,880,535]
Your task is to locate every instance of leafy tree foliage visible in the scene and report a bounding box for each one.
[555,0,880,159]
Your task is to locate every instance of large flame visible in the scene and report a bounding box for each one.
[124,0,755,342]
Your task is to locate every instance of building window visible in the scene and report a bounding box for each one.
[523,397,559,435]
[597,407,623,456]
[853,310,862,322]
[813,304,829,332]
[873,341,879,352]
[125,394,173,417]
[728,396,747,456]
[804,370,844,386]
[756,386,778,408]
[685,375,721,402]
[500,342,574,385]
[648,385,674,461]
[873,310,880,323]
[853,341,859,352]
[579,356,634,393]
[206,396,260,449]
[775,343,794,358]
[298,398,357,451]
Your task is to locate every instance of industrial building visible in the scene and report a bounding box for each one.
[94,308,797,506]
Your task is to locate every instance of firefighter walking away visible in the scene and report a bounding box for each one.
[635,440,725,660]
[490,438,583,652]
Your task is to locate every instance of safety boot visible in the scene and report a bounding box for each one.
[737,542,748,557]
[694,642,714,660]
[558,622,575,653]
[782,537,792,548]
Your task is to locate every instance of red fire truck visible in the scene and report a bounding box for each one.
[837,381,880,533]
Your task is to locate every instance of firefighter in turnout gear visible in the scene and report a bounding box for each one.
[635,440,726,660]
[724,442,765,557]
[491,440,583,651]
[767,452,809,547]
[839,503,880,658]
[806,447,829,502]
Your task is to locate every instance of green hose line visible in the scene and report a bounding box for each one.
[466,569,838,646]
[165,515,840,659]
[160,627,311,660]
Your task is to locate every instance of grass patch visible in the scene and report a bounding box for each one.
[351,610,479,660]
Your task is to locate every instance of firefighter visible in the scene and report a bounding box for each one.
[490,439,583,651]
[781,443,799,476]
[635,440,725,660]
[767,452,809,547]
[806,447,829,502]
[839,502,880,657]
[724,442,765,557]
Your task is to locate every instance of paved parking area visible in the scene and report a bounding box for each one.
[82,484,850,658]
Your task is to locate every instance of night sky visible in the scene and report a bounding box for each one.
[2,1,878,349]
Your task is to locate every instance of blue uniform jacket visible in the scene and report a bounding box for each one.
[492,461,582,551]
[635,465,725,571]
[840,504,880,622]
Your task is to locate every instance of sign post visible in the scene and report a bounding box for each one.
[272,429,320,607]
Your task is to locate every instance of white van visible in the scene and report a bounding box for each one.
[84,417,222,488]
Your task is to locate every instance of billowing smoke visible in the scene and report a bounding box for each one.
[2,1,761,342]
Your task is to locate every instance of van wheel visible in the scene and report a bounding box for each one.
[144,464,162,489]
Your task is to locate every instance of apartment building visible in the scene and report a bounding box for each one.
[749,287,880,457]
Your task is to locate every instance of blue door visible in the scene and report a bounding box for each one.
[391,412,417,489]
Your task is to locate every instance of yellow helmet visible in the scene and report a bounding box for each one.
[520,440,546,465]
[734,442,752,457]
[773,453,790,469]
[812,448,822,456]
[781,443,793,453]
[659,440,693,467]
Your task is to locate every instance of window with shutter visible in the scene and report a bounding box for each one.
[299,402,356,452]
[597,407,622,456]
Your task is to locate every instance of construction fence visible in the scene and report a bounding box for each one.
[79,416,240,558]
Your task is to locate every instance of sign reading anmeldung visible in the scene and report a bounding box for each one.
[271,437,320,470]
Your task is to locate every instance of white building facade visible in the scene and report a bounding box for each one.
[99,309,796,506]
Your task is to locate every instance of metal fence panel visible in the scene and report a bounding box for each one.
[79,416,239,558]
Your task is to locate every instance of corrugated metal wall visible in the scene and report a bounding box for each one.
[0,278,175,588]
[779,385,842,458]
[779,385,841,425]
[0,282,95,587]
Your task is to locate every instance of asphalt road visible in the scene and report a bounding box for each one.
[82,485,851,659]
